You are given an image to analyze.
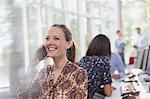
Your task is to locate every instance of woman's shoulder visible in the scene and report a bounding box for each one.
[79,55,109,62]
[78,56,110,70]
[71,61,87,72]
[61,61,87,75]
[37,64,53,76]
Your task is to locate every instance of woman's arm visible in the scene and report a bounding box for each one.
[102,58,113,96]
[30,45,47,67]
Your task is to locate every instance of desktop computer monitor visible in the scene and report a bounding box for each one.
[141,49,149,70]
[135,49,144,69]
[145,49,150,74]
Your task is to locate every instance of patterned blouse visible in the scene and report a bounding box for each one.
[78,56,112,97]
[17,61,88,99]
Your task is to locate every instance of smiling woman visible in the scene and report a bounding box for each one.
[17,24,88,99]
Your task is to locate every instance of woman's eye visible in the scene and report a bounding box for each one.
[45,37,49,40]
[54,38,59,40]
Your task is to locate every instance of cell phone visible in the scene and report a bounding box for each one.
[36,46,47,61]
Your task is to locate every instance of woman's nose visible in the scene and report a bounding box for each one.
[45,39,54,46]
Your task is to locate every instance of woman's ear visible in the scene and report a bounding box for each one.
[66,41,73,49]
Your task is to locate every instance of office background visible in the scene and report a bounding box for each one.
[0,0,150,97]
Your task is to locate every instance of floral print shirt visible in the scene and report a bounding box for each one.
[78,56,112,97]
[17,61,88,99]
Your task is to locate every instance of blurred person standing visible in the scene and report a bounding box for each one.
[128,27,149,65]
[133,27,149,50]
[78,34,112,98]
[17,24,88,99]
[115,30,126,65]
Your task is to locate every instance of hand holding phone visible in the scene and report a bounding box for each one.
[36,46,47,61]
[30,46,47,67]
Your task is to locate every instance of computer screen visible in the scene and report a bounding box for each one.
[145,49,150,74]
[141,49,149,70]
[135,49,144,69]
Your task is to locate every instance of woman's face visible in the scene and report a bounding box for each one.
[44,27,71,59]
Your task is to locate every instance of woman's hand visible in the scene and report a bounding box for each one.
[36,45,47,61]
[31,45,47,67]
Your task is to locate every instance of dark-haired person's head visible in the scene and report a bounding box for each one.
[116,30,120,34]
[135,27,141,34]
[116,30,123,37]
[86,34,111,58]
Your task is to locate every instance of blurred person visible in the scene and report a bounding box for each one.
[17,24,88,99]
[131,27,149,64]
[115,30,126,65]
[78,34,112,98]
[133,27,149,50]
[110,52,125,80]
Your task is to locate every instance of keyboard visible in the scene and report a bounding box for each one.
[120,82,140,96]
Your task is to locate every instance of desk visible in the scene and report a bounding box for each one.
[105,68,150,99]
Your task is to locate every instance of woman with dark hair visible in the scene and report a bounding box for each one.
[17,24,87,99]
[78,34,112,98]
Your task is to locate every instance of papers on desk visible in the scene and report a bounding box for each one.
[105,68,150,99]
[120,82,140,96]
